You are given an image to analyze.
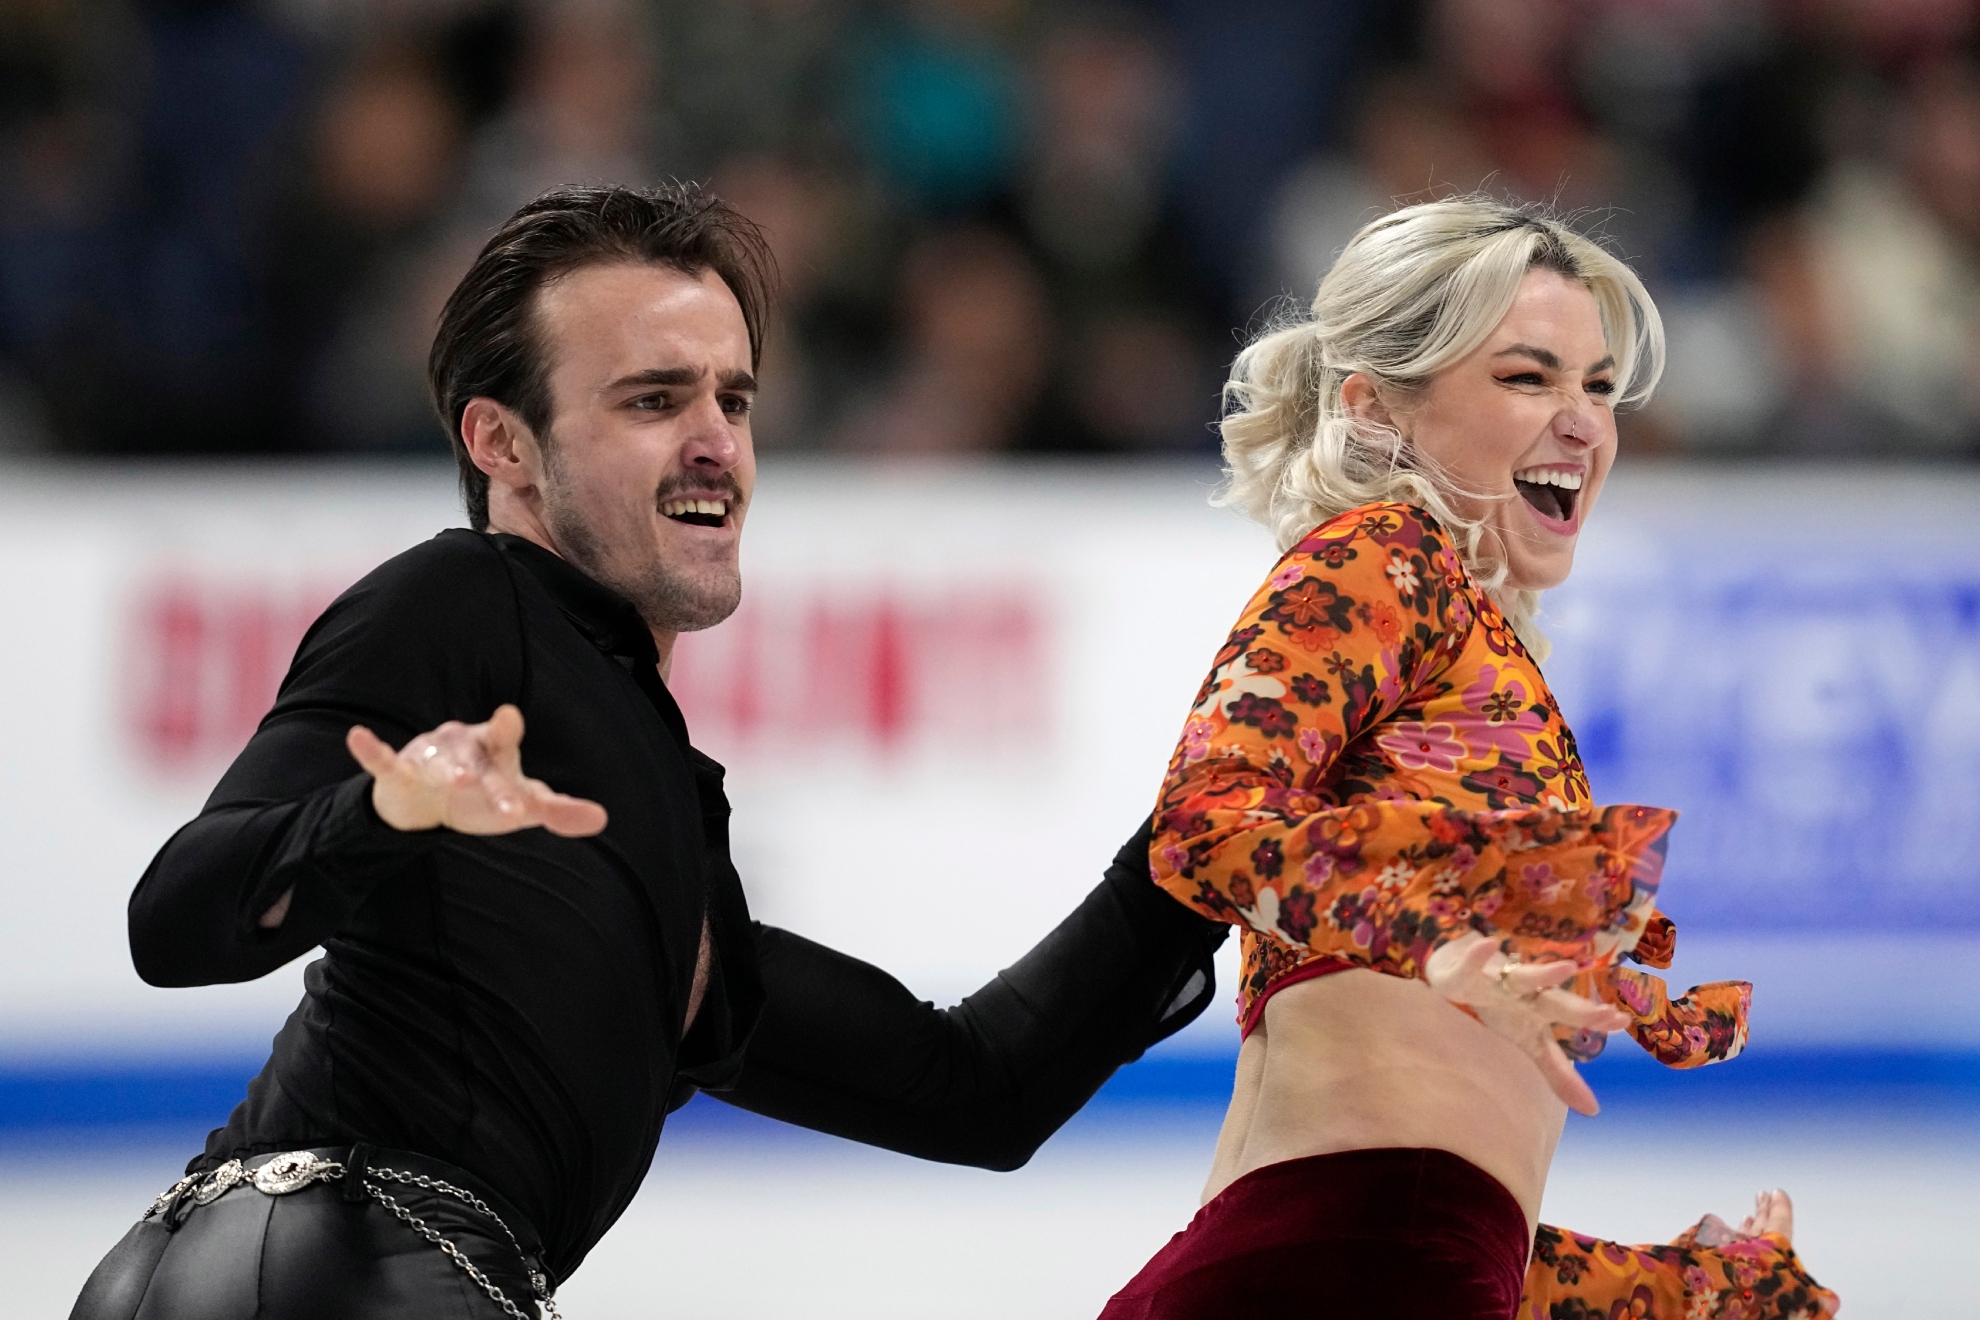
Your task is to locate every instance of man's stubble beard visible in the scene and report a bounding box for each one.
[540,439,743,635]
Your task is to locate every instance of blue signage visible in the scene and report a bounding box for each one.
[1543,494,1980,933]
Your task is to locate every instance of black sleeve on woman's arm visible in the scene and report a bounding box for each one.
[714,817,1229,1170]
[127,532,514,988]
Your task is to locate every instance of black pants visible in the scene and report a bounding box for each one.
[70,1147,548,1320]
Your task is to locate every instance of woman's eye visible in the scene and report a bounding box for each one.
[1498,372,1545,387]
[1586,379,1616,397]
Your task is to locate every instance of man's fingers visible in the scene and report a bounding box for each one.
[479,768,525,820]
[482,703,526,774]
[533,787,610,838]
[347,725,402,778]
[356,708,599,840]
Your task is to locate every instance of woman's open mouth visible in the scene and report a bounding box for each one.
[1512,467,1581,526]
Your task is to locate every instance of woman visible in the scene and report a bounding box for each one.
[1104,199,1837,1319]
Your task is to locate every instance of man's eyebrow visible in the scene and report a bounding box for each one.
[605,366,759,393]
[607,367,703,391]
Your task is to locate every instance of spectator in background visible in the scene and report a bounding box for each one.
[833,225,1052,452]
[841,0,1028,216]
[304,0,683,454]
[0,0,128,451]
[1269,71,1490,311]
[7,0,1980,463]
[659,0,855,173]
[271,42,470,452]
[460,0,676,212]
[710,154,885,449]
[1766,48,1980,457]
[1154,0,1379,319]
[1269,0,1614,305]
[1019,9,1219,453]
[0,0,309,455]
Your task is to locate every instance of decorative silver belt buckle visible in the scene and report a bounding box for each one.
[193,1159,246,1205]
[145,1175,197,1220]
[251,1151,342,1195]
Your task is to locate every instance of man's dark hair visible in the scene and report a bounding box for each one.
[429,182,777,529]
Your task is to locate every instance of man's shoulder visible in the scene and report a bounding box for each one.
[255,531,526,744]
[367,526,505,582]
[301,529,521,662]
[339,528,513,612]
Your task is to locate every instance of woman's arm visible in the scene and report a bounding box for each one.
[1152,504,1670,980]
[1524,1210,1838,1319]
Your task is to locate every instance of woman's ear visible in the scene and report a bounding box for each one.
[1340,372,1396,433]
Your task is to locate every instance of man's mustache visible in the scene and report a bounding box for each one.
[654,473,746,508]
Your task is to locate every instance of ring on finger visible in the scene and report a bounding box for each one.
[1495,956,1533,999]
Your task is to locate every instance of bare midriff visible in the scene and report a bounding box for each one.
[1202,968,1567,1236]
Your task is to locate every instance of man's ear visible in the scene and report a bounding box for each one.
[1340,372,1397,434]
[460,398,545,496]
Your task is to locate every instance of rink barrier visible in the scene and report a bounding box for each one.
[0,1046,1973,1134]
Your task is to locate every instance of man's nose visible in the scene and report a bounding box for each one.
[680,395,740,471]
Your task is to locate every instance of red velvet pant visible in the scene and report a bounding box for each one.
[1099,1147,1529,1320]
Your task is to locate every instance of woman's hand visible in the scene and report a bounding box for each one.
[1693,1189,1796,1246]
[1424,931,1629,1116]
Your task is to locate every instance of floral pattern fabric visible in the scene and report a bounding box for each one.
[1150,501,1747,1067]
[1151,503,1818,1317]
[1526,1223,1839,1318]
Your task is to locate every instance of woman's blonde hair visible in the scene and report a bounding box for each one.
[1217,196,1665,660]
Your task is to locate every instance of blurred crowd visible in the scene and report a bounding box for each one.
[2,0,1978,459]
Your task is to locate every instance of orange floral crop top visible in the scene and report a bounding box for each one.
[1150,502,1750,1068]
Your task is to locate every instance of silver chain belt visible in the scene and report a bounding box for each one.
[145,1152,563,1320]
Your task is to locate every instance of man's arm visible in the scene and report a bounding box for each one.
[713,818,1229,1171]
[131,704,608,986]
[130,745,430,987]
[127,534,599,987]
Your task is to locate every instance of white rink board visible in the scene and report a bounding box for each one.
[0,459,1976,1061]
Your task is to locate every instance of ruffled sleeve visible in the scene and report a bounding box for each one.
[1524,1222,1839,1318]
[1155,796,1675,979]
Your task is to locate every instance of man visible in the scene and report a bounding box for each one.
[71,184,1224,1319]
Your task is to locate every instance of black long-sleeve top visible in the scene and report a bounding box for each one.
[130,529,1225,1282]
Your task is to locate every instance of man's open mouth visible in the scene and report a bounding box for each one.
[1512,467,1581,523]
[661,497,729,529]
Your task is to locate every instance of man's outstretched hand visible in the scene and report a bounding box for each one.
[258,706,607,931]
[346,703,609,838]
